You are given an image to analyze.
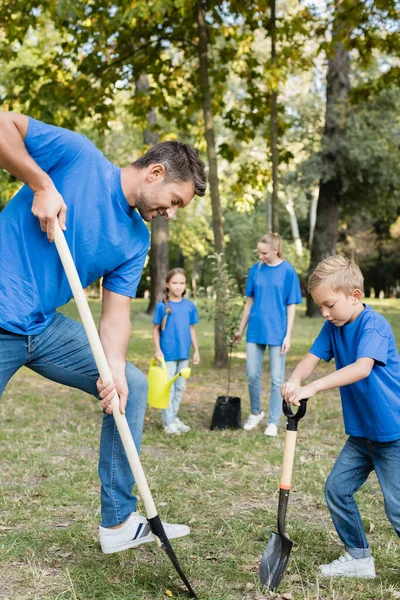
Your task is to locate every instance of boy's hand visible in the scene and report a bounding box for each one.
[193,350,200,365]
[281,381,299,402]
[283,381,317,406]
[155,350,164,361]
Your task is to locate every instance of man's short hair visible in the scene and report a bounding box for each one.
[133,141,207,197]
[307,255,364,295]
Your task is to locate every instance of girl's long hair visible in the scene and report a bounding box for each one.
[161,268,187,330]
[258,232,283,259]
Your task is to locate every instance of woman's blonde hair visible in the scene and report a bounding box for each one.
[307,255,364,295]
[161,268,187,330]
[258,232,283,258]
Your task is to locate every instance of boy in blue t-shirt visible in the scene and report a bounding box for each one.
[281,255,400,579]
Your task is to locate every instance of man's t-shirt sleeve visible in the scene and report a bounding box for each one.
[356,328,389,366]
[102,238,150,298]
[309,321,334,362]
[244,267,255,297]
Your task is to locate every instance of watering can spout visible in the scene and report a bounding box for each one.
[147,359,191,409]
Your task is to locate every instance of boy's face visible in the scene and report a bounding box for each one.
[311,285,363,326]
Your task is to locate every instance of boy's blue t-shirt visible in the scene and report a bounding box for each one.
[245,260,302,345]
[153,298,200,361]
[309,304,400,442]
[0,117,150,335]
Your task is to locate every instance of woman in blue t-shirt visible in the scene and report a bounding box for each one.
[153,268,200,435]
[233,232,302,436]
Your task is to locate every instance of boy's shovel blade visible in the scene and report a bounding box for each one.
[259,530,293,590]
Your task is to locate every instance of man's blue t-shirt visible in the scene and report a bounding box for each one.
[245,260,302,345]
[309,304,400,442]
[153,298,200,361]
[0,117,150,335]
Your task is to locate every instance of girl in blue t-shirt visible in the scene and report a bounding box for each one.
[153,268,200,435]
[233,232,302,436]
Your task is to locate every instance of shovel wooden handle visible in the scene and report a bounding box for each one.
[53,222,158,520]
[280,430,297,490]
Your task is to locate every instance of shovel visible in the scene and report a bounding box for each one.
[259,398,307,590]
[53,222,197,598]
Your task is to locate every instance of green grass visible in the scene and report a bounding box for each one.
[1,299,399,599]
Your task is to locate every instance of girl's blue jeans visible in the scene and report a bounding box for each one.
[0,313,148,528]
[325,436,400,558]
[246,342,286,425]
[162,359,189,427]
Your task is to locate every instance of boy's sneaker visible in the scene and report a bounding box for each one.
[264,423,278,437]
[175,418,191,433]
[243,411,265,431]
[100,512,190,554]
[319,552,376,578]
[164,423,180,435]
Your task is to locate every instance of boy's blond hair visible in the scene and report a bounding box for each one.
[307,255,364,295]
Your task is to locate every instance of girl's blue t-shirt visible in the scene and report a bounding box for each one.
[153,298,200,361]
[0,117,150,335]
[309,304,400,442]
[245,260,302,345]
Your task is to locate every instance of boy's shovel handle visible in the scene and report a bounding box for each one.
[53,222,157,520]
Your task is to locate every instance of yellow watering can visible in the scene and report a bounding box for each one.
[147,357,191,409]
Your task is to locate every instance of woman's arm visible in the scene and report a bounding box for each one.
[281,303,296,354]
[232,297,254,343]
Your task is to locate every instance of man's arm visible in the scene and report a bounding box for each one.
[97,289,132,414]
[232,296,253,343]
[0,112,67,241]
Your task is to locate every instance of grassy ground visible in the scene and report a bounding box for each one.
[0,299,399,600]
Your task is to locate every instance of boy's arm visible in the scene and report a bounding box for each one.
[281,303,296,354]
[0,112,67,241]
[285,356,374,406]
[190,325,200,364]
[281,352,320,401]
[232,297,253,343]
[152,324,164,361]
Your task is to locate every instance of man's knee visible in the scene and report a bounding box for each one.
[125,363,148,398]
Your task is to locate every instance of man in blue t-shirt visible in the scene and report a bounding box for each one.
[0,112,206,553]
[281,255,400,580]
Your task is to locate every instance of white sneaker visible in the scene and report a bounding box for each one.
[164,423,181,435]
[243,411,265,431]
[319,552,376,578]
[175,418,191,433]
[100,512,190,554]
[264,423,278,437]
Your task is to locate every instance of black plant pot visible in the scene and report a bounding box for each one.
[210,395,242,430]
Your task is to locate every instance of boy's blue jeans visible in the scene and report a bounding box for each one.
[325,436,400,558]
[0,313,148,528]
[162,359,189,427]
[246,342,286,425]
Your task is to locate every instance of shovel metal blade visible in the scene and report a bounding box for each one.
[259,530,293,590]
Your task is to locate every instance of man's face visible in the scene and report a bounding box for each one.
[311,285,362,326]
[135,166,195,222]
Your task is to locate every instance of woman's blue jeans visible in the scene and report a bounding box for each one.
[325,436,400,558]
[246,342,286,425]
[0,313,148,528]
[162,359,189,427]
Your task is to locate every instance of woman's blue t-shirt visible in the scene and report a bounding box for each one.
[0,117,150,335]
[245,260,302,345]
[309,304,400,442]
[153,298,200,361]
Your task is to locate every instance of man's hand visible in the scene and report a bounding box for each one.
[193,350,200,365]
[281,381,317,406]
[97,367,128,415]
[281,335,291,355]
[32,185,67,242]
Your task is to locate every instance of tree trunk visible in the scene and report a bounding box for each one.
[286,197,303,256]
[306,8,351,317]
[197,0,227,367]
[136,74,170,315]
[270,0,279,233]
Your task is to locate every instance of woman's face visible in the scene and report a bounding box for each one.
[257,242,278,264]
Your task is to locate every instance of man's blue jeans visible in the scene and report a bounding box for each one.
[0,313,148,528]
[325,436,400,558]
[162,359,189,427]
[246,342,286,425]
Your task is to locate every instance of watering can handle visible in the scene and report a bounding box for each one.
[150,356,167,371]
